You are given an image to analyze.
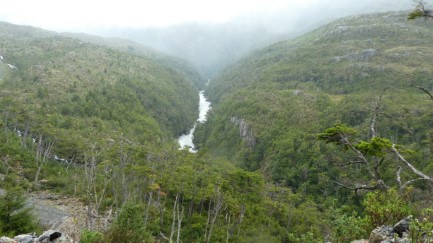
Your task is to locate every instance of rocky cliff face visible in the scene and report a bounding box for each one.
[352,216,433,243]
[230,116,256,148]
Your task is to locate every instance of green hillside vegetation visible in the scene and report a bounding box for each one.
[62,32,206,90]
[1,11,433,242]
[198,11,433,177]
[194,11,433,239]
[0,21,203,160]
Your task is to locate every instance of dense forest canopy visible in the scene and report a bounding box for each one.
[1,6,433,242]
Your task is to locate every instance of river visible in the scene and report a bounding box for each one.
[178,90,211,152]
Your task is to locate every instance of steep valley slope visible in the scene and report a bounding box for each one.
[195,12,433,192]
[0,21,203,162]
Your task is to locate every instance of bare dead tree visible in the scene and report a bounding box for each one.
[409,1,433,20]
[21,120,30,148]
[84,143,98,230]
[34,135,54,186]
[392,144,433,192]
[143,178,155,231]
[370,90,386,138]
[176,199,184,243]
[206,186,225,243]
[169,192,180,242]
[228,203,245,238]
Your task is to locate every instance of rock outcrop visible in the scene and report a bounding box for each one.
[351,216,433,243]
[0,230,69,243]
[230,116,256,148]
[368,216,412,243]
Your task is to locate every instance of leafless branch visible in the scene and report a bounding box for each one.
[397,166,403,190]
[370,89,386,138]
[332,180,386,195]
[392,144,433,183]
[160,232,169,241]
[340,135,375,178]
[417,1,433,18]
[411,84,433,100]
[338,159,368,167]
[397,165,430,192]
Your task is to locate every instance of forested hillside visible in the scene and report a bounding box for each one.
[194,11,433,240]
[0,21,204,161]
[197,11,433,178]
[2,11,433,243]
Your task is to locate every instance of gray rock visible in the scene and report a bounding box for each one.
[230,116,256,148]
[393,216,412,237]
[0,236,17,243]
[14,234,36,243]
[369,225,393,243]
[37,230,61,243]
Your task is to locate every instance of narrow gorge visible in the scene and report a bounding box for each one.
[178,90,211,152]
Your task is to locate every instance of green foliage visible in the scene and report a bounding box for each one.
[287,230,323,243]
[329,203,368,242]
[408,9,425,20]
[80,229,104,243]
[2,10,433,242]
[317,123,357,144]
[410,207,433,242]
[0,22,202,163]
[363,188,412,229]
[0,187,40,237]
[355,137,392,157]
[105,202,153,243]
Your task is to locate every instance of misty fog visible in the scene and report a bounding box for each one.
[0,0,417,77]
[90,0,415,77]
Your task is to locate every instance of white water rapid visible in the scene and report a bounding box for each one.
[178,91,211,152]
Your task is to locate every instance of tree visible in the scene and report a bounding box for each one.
[408,1,433,20]
[105,202,152,243]
[318,93,433,194]
[34,135,54,187]
[0,188,40,236]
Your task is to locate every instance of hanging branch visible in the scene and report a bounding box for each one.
[392,144,433,183]
[410,84,433,100]
[396,166,429,192]
[332,180,385,195]
[370,89,386,138]
[408,1,433,20]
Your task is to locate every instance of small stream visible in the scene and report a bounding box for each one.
[178,90,211,152]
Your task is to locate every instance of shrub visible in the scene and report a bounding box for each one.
[363,188,412,229]
[80,229,104,243]
[0,187,41,236]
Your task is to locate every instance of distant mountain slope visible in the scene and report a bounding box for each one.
[62,32,206,89]
[196,12,433,187]
[206,12,433,103]
[0,22,202,160]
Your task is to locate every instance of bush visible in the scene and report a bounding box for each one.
[80,229,104,243]
[329,205,368,242]
[0,187,41,236]
[105,202,153,243]
[363,188,412,229]
[410,207,433,242]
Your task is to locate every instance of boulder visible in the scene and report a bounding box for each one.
[14,234,36,243]
[369,225,393,243]
[37,230,61,243]
[0,236,17,243]
[393,216,412,237]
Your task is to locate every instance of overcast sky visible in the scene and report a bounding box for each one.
[0,0,417,32]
